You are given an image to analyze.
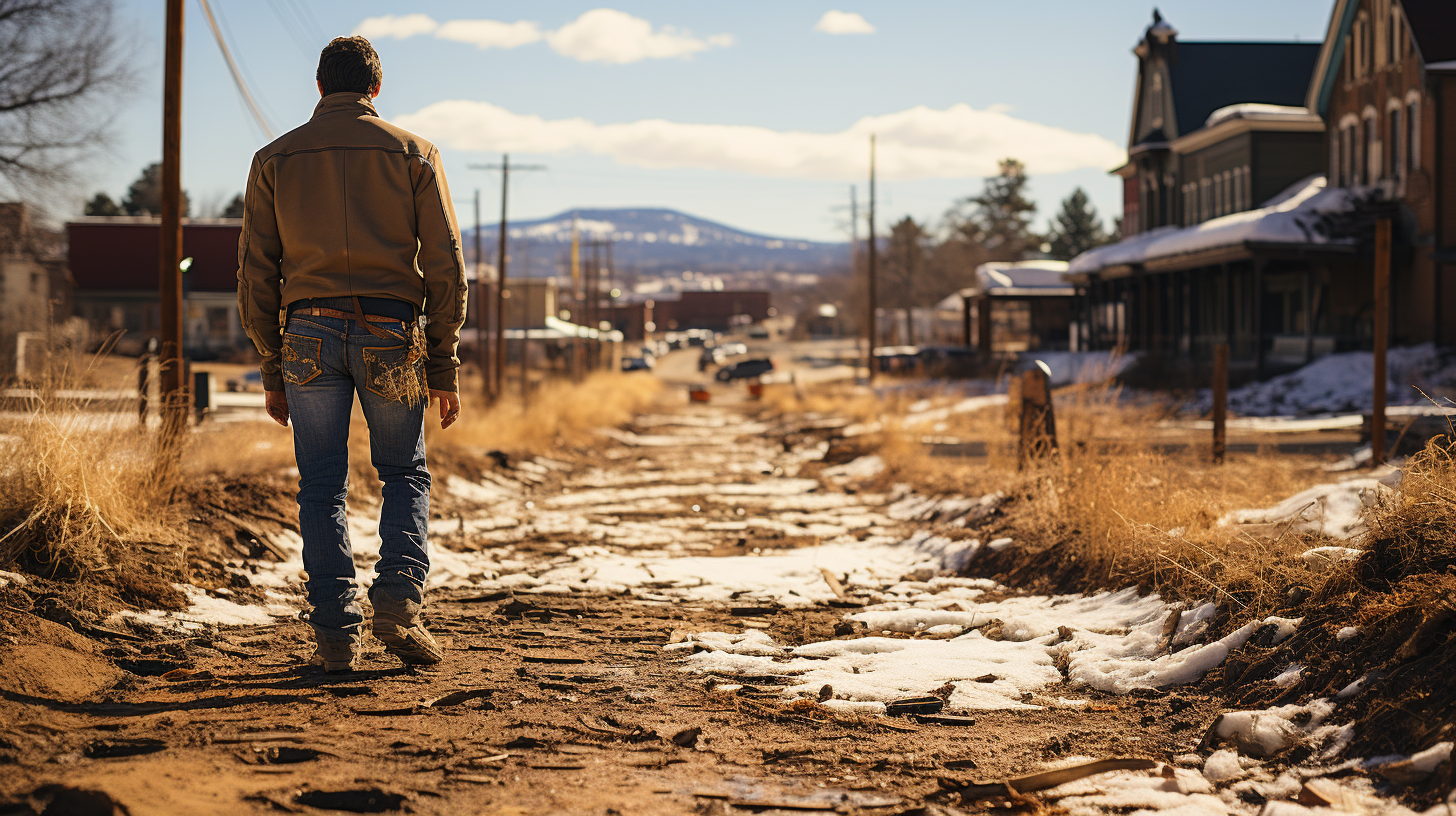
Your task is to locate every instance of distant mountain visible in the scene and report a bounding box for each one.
[465,208,848,277]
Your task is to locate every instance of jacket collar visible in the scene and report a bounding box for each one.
[311,92,379,120]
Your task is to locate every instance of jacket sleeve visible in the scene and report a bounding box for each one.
[236,153,286,391]
[414,145,469,392]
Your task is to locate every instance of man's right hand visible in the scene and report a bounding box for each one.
[265,390,289,426]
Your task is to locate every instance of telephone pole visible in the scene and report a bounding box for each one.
[159,0,186,436]
[865,136,878,385]
[470,155,545,399]
[473,190,490,399]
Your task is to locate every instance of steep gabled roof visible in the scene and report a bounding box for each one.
[1167,42,1321,138]
[1308,0,1456,117]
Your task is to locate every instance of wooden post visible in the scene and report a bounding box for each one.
[977,296,992,356]
[1372,218,1391,466]
[961,294,972,348]
[1212,342,1228,464]
[1017,367,1058,468]
[159,0,186,437]
[137,352,151,423]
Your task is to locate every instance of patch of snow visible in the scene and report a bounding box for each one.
[1262,617,1302,646]
[1202,749,1247,783]
[1221,479,1386,539]
[1303,546,1363,573]
[1171,602,1218,647]
[902,395,1009,427]
[1210,699,1352,759]
[1272,664,1304,688]
[116,584,293,631]
[1337,626,1361,642]
[821,455,885,481]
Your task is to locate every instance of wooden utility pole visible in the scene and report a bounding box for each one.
[520,240,531,406]
[865,135,877,385]
[1372,218,1391,466]
[570,216,582,382]
[474,190,491,399]
[159,0,186,436]
[470,155,544,399]
[1212,342,1229,464]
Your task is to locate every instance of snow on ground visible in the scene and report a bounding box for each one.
[1188,343,1456,417]
[1220,472,1398,539]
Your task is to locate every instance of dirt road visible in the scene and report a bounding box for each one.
[0,397,1395,815]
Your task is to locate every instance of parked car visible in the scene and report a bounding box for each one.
[714,358,774,381]
[622,356,654,372]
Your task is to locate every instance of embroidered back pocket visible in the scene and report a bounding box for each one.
[281,333,323,385]
[363,336,427,408]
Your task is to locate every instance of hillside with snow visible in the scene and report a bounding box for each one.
[465,208,848,277]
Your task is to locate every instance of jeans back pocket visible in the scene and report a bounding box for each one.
[282,333,323,385]
[363,338,427,407]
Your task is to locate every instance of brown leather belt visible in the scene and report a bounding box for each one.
[292,297,409,342]
[295,306,402,323]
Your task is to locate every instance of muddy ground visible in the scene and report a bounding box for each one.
[0,394,1429,815]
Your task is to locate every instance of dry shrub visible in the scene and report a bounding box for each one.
[0,353,185,596]
[432,371,662,455]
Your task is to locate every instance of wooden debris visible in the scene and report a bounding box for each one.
[886,696,945,717]
[947,757,1158,800]
[818,568,848,600]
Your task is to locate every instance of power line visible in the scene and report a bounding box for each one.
[196,0,276,140]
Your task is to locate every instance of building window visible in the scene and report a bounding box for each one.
[1388,5,1401,65]
[1388,105,1402,179]
[1364,113,1379,184]
[1342,124,1354,185]
[1150,72,1164,130]
[1407,96,1421,173]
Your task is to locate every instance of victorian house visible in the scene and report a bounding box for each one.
[1312,0,1456,346]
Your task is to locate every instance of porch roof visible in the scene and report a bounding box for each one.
[1066,175,1358,279]
[957,260,1075,300]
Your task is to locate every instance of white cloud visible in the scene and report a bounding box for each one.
[546,9,731,64]
[350,9,732,64]
[814,11,875,35]
[353,13,439,40]
[434,19,543,50]
[396,101,1125,181]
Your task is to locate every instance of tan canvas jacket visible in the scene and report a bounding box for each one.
[236,92,468,392]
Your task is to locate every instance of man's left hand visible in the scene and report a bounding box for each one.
[430,389,461,429]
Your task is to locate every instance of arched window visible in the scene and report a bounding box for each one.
[1343,34,1354,84]
[1387,100,1403,180]
[1363,109,1379,185]
[1388,5,1401,65]
[1406,91,1421,173]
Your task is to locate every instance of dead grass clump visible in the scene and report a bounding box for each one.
[433,372,662,455]
[1212,437,1456,779]
[0,398,185,607]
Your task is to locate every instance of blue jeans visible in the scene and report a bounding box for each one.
[280,296,430,630]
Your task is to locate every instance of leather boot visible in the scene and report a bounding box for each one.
[369,584,444,665]
[309,622,362,673]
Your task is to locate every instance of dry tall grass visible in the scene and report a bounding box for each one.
[766,378,1339,605]
[2,352,661,586]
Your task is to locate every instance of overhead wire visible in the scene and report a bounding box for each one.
[265,0,318,56]
[195,0,276,140]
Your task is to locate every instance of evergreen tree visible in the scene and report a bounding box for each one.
[83,192,121,216]
[947,158,1039,262]
[121,162,190,217]
[1045,187,1109,260]
[221,193,245,218]
[882,217,932,344]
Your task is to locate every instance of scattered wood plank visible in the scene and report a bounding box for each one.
[949,757,1159,800]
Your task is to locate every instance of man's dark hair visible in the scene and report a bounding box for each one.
[317,36,382,96]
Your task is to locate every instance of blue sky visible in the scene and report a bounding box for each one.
[92,1,1334,242]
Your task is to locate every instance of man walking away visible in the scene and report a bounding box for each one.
[236,36,468,672]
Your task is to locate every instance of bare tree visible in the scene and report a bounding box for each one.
[0,0,132,209]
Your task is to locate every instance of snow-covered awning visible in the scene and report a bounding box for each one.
[462,316,624,343]
[957,260,1074,299]
[1067,175,1359,279]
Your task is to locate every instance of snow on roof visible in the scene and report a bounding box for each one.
[1067,175,1355,275]
[963,260,1074,297]
[1204,103,1318,128]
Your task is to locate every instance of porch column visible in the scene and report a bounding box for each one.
[961,294,973,348]
[1253,257,1267,377]
[977,295,992,356]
